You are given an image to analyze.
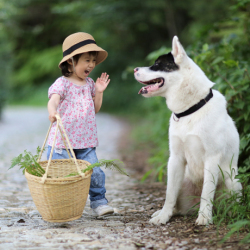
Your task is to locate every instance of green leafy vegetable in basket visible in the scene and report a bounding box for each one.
[65,159,129,177]
[10,147,45,177]
[10,147,129,178]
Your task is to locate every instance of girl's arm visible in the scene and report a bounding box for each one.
[48,94,61,122]
[93,92,103,113]
[94,73,110,113]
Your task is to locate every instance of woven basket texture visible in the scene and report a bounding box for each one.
[25,159,92,222]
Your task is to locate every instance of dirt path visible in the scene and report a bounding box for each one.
[0,107,248,250]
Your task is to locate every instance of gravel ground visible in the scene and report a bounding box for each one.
[0,107,249,250]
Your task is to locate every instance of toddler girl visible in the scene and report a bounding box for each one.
[47,32,114,216]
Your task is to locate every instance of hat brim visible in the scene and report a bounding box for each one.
[59,44,108,68]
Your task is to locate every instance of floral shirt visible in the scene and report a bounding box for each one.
[47,76,98,149]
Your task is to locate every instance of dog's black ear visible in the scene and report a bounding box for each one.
[172,36,186,64]
[150,53,179,72]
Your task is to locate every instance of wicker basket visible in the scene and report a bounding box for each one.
[25,115,93,222]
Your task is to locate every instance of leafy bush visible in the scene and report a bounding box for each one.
[189,40,250,172]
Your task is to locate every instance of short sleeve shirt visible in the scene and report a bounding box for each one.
[47,76,98,149]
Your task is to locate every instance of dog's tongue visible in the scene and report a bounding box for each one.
[139,84,159,94]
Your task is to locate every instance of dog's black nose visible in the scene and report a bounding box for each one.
[134,68,139,73]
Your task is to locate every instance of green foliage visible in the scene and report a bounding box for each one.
[9,84,51,107]
[223,220,250,243]
[0,0,234,109]
[10,147,45,177]
[211,164,250,243]
[188,35,250,169]
[65,159,128,177]
[11,147,128,178]
[12,46,61,88]
[0,0,175,106]
[146,47,171,64]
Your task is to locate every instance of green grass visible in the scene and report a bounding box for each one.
[213,185,250,243]
[212,167,250,243]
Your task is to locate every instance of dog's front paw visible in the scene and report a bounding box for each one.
[151,210,161,218]
[149,212,171,225]
[196,214,213,225]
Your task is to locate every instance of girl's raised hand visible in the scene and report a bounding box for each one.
[95,73,110,93]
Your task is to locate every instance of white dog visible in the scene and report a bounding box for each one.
[134,36,242,225]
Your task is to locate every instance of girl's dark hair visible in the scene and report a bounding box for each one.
[60,51,98,77]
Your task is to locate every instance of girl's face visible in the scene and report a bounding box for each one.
[71,53,97,80]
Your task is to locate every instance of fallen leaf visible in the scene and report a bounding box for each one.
[133,242,145,247]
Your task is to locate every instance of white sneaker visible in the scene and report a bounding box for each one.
[92,205,114,216]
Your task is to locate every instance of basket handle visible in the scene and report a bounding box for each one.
[39,114,86,184]
[38,121,72,162]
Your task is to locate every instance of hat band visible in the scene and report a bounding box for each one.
[63,39,97,57]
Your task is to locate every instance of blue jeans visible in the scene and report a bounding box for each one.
[47,146,108,209]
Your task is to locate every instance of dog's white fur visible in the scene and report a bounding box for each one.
[134,36,242,225]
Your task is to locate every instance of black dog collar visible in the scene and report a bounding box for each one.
[174,89,213,120]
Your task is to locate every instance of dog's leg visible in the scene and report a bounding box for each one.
[196,156,220,225]
[150,153,186,225]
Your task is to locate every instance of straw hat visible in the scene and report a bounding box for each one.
[59,32,108,68]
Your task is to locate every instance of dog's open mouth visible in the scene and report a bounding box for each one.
[138,78,164,94]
